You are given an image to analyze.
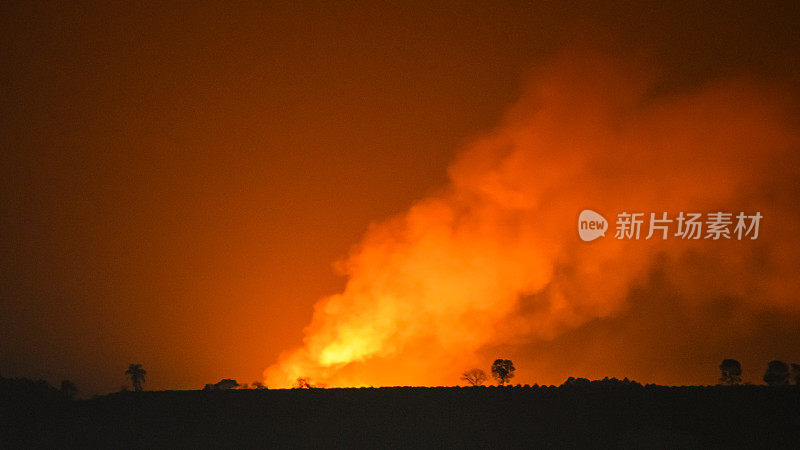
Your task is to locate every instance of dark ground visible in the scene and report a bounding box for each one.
[2,379,799,448]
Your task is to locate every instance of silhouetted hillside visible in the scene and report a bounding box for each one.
[0,375,72,446]
[2,380,799,447]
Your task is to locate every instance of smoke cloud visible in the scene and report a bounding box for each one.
[264,50,800,388]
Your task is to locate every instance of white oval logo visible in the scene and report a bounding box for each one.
[578,209,607,241]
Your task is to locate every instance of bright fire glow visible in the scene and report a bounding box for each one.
[264,50,800,388]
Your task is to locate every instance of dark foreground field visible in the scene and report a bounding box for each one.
[3,382,800,448]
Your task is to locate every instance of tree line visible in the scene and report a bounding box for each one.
[460,358,800,387]
[5,356,799,398]
[102,358,800,391]
[719,359,800,386]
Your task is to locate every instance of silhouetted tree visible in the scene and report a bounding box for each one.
[763,360,789,386]
[719,359,742,385]
[203,379,238,390]
[791,364,800,386]
[125,363,146,392]
[252,381,267,389]
[461,369,488,386]
[491,359,515,385]
[561,377,590,387]
[295,377,313,388]
[60,380,78,399]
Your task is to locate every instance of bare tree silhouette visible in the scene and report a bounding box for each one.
[719,359,742,385]
[295,377,313,389]
[125,363,146,392]
[491,359,515,385]
[461,369,488,386]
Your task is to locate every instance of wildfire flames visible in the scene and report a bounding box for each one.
[264,50,800,388]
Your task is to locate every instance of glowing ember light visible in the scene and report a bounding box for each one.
[263,50,800,388]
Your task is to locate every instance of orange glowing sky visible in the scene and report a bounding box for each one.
[1,1,799,394]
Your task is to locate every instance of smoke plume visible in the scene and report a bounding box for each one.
[264,50,800,388]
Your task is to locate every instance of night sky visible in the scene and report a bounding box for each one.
[2,1,799,394]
